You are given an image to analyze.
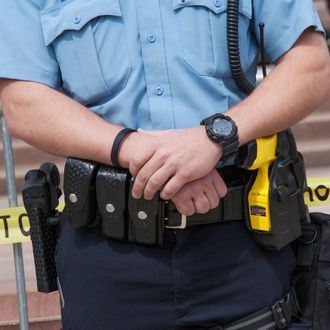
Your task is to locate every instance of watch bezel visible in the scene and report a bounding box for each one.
[208,116,237,142]
[201,113,239,160]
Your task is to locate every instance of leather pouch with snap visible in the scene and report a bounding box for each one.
[64,158,100,228]
[127,179,164,246]
[96,166,129,240]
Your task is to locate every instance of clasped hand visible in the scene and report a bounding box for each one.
[119,126,228,216]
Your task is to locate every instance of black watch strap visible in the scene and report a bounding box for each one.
[111,128,136,167]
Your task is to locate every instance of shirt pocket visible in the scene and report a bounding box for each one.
[40,0,132,104]
[173,0,252,78]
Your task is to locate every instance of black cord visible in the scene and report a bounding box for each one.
[227,0,255,95]
[259,22,267,78]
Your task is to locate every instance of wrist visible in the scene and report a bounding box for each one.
[117,131,139,168]
[200,113,239,160]
[198,125,223,158]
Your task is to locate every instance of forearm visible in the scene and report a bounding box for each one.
[227,30,330,145]
[0,80,122,165]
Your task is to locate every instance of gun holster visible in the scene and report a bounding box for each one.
[22,163,62,293]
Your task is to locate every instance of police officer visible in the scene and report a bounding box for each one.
[0,1,329,329]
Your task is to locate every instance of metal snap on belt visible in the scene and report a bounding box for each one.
[106,204,115,213]
[138,211,148,220]
[69,193,78,203]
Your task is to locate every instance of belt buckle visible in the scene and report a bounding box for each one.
[164,201,187,229]
[165,214,187,229]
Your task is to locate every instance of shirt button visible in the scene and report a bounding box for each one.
[155,86,164,96]
[214,0,221,8]
[73,15,81,24]
[147,33,156,43]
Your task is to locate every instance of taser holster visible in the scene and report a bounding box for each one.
[243,129,309,250]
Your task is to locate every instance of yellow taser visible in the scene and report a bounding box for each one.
[247,134,278,232]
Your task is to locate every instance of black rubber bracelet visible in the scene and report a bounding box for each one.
[111,128,136,167]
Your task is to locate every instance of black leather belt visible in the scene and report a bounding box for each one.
[163,185,245,229]
[64,158,246,246]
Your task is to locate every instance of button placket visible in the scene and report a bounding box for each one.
[136,0,175,129]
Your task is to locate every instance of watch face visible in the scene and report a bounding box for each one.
[212,118,233,137]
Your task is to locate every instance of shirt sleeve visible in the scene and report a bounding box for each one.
[252,0,325,63]
[0,1,60,89]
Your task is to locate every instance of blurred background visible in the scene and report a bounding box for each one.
[0,0,330,329]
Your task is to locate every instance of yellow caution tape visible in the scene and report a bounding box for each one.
[0,203,64,245]
[304,176,330,207]
[0,177,329,245]
[0,206,31,245]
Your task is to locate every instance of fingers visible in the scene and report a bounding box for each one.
[172,195,195,216]
[212,171,228,198]
[203,185,220,209]
[160,172,190,200]
[143,164,174,200]
[131,157,165,199]
[192,192,211,214]
[170,171,223,216]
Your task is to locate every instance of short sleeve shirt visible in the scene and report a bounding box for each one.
[0,0,324,130]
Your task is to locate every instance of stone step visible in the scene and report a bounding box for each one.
[0,161,65,197]
[0,292,61,330]
[292,111,330,141]
[0,317,61,330]
[0,139,64,169]
[0,242,61,329]
[297,138,330,167]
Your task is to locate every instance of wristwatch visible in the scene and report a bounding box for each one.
[200,113,239,160]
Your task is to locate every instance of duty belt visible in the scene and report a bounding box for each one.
[64,158,246,246]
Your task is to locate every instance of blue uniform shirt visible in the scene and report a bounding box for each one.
[0,0,324,130]
[0,2,325,328]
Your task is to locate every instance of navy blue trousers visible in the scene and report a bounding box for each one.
[55,219,298,330]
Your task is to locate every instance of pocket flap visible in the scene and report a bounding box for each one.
[41,0,122,46]
[172,0,252,17]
